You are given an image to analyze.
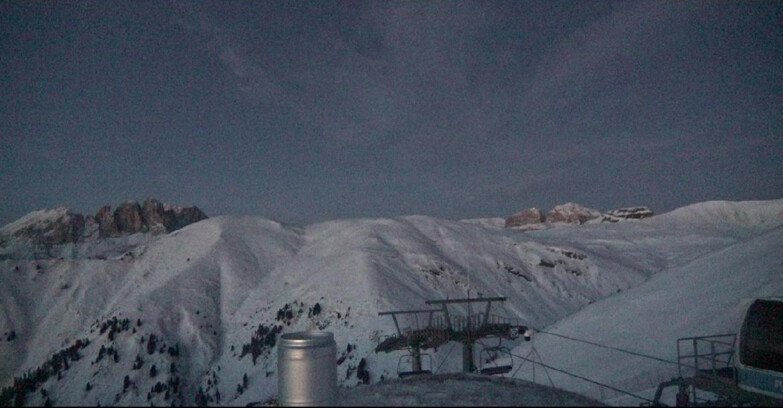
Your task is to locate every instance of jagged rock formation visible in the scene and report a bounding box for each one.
[505,208,546,228]
[0,199,208,256]
[546,203,602,225]
[113,201,145,235]
[95,199,208,238]
[601,207,654,222]
[504,203,653,229]
[95,205,118,238]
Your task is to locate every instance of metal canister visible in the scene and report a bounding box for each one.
[278,330,337,406]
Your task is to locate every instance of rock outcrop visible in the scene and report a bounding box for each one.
[114,201,145,235]
[546,203,602,225]
[2,199,208,245]
[0,208,85,250]
[601,207,654,222]
[95,199,208,238]
[141,198,209,233]
[505,208,546,228]
[504,202,653,229]
[96,205,118,238]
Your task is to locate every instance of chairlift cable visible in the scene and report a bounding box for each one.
[535,330,683,367]
[504,348,655,404]
[435,341,458,373]
[514,328,737,400]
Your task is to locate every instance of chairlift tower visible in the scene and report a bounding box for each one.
[376,295,527,376]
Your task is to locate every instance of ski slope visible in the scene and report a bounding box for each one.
[0,199,781,406]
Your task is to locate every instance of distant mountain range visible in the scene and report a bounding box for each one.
[0,198,781,406]
[0,199,207,260]
[504,202,655,228]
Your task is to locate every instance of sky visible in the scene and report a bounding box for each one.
[1,1,781,227]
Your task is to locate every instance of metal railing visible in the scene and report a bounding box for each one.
[427,313,520,332]
[676,333,737,405]
[677,333,736,378]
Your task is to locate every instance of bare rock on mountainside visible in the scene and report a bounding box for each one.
[95,204,119,238]
[505,203,653,228]
[1,199,208,252]
[0,208,86,246]
[114,201,145,235]
[547,203,602,224]
[505,208,546,228]
[504,203,603,229]
[506,203,655,228]
[96,199,208,238]
[602,206,655,222]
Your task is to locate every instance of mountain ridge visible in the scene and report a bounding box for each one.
[1,198,781,406]
[0,199,207,260]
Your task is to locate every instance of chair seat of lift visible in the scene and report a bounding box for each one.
[480,365,512,375]
[398,370,433,378]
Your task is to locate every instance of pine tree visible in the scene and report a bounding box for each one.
[147,334,157,355]
[133,354,143,370]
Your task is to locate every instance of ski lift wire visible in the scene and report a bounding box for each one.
[536,330,683,367]
[505,348,655,404]
[435,341,458,373]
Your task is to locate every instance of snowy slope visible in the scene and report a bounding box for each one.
[511,202,783,405]
[0,208,73,236]
[0,199,781,406]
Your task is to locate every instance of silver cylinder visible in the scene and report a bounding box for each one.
[278,331,337,406]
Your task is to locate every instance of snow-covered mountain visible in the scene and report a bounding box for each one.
[0,199,207,261]
[0,199,781,406]
[512,199,783,405]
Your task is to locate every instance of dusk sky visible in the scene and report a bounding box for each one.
[2,1,781,227]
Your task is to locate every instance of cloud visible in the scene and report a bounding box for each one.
[522,3,692,120]
[172,3,292,103]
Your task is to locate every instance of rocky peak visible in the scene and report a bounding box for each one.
[504,202,652,229]
[547,203,602,225]
[114,201,145,235]
[601,207,655,223]
[141,198,208,233]
[95,205,118,238]
[1,199,209,254]
[95,199,208,238]
[505,208,546,228]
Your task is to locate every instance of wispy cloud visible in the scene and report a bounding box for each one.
[522,3,692,120]
[172,4,292,103]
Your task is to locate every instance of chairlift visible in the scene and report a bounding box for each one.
[397,352,434,378]
[479,346,513,375]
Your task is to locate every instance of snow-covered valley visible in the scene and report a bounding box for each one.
[1,199,781,406]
